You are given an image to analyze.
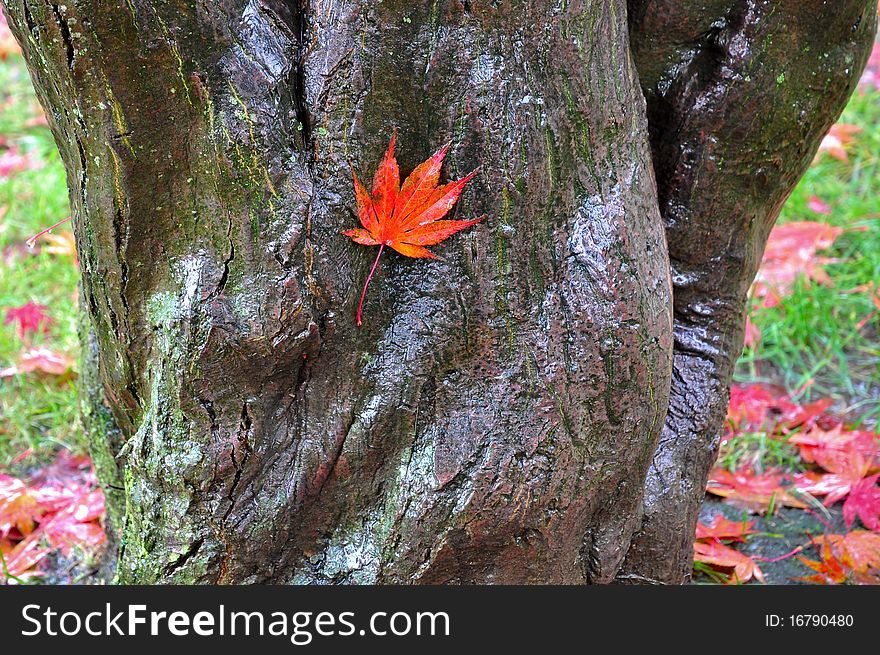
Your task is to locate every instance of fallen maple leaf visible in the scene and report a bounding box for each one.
[0,347,75,378]
[842,475,880,530]
[0,451,105,584]
[788,425,879,469]
[752,221,843,307]
[695,515,758,542]
[4,301,52,339]
[794,448,880,529]
[344,135,485,325]
[797,548,854,584]
[706,468,810,511]
[1,534,47,583]
[814,123,861,163]
[806,195,833,216]
[816,531,880,575]
[797,531,880,584]
[693,540,765,584]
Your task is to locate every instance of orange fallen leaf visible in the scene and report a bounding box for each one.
[344,134,484,325]
[814,123,862,163]
[693,540,764,584]
[706,468,810,511]
[695,515,758,542]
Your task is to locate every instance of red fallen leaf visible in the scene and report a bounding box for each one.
[0,475,43,538]
[788,425,879,468]
[344,134,485,325]
[725,383,823,435]
[1,534,48,583]
[816,531,880,574]
[752,221,843,308]
[4,301,52,339]
[693,540,764,584]
[695,515,757,542]
[797,548,854,585]
[0,451,105,582]
[794,449,880,529]
[743,314,761,349]
[860,41,880,92]
[797,532,880,585]
[814,123,861,163]
[726,384,780,431]
[807,195,833,216]
[0,347,76,378]
[29,449,96,488]
[41,491,106,556]
[0,147,43,178]
[795,449,870,503]
[842,475,880,531]
[780,398,835,431]
[706,468,809,511]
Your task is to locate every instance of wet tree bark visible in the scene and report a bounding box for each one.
[2,0,873,584]
[620,0,877,583]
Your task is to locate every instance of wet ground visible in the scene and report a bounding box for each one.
[698,498,848,584]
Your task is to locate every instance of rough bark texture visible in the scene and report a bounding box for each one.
[2,0,874,585]
[620,0,876,583]
[4,0,672,584]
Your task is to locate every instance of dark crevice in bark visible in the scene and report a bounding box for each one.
[163,538,205,577]
[20,0,36,35]
[291,0,311,147]
[222,403,253,524]
[49,3,74,69]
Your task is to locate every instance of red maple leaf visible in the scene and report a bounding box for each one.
[4,301,52,339]
[794,449,880,529]
[695,515,757,542]
[816,531,880,575]
[842,475,880,531]
[0,451,105,583]
[693,540,765,584]
[752,222,843,308]
[814,123,861,163]
[344,135,485,325]
[788,425,879,469]
[0,347,75,378]
[706,468,810,511]
[797,531,880,584]
[1,534,48,583]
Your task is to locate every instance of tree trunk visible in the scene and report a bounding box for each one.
[2,0,873,584]
[620,0,877,583]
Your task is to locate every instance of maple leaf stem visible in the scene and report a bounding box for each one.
[357,244,384,327]
[26,216,72,248]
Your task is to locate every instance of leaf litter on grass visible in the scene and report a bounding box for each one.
[695,383,880,584]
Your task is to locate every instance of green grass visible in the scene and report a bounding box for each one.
[737,88,880,427]
[715,430,804,474]
[0,51,80,465]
